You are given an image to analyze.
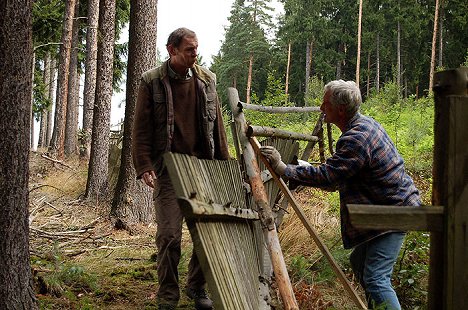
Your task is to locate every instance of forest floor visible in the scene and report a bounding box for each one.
[28,151,369,310]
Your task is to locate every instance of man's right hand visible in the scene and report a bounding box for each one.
[260,146,287,175]
[141,171,157,188]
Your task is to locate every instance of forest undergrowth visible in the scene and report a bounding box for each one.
[28,146,432,309]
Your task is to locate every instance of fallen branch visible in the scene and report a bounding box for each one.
[115,257,146,261]
[41,153,74,169]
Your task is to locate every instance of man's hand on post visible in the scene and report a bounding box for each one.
[260,146,287,176]
[141,171,157,188]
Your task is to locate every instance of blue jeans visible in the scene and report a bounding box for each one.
[350,232,405,310]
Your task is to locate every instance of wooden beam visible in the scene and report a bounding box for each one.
[239,101,321,113]
[228,87,299,310]
[347,205,444,232]
[177,197,259,221]
[247,125,319,142]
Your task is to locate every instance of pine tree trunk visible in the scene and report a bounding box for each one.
[356,0,363,87]
[65,0,81,157]
[49,0,77,159]
[38,53,51,148]
[30,52,35,149]
[0,0,38,307]
[376,33,380,93]
[285,42,291,103]
[438,1,444,68]
[246,53,253,104]
[111,0,158,229]
[366,51,371,97]
[429,0,440,92]
[85,0,116,201]
[304,40,312,106]
[81,0,100,159]
[397,19,401,90]
[46,57,56,147]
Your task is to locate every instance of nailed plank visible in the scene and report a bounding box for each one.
[347,205,444,232]
[177,198,259,220]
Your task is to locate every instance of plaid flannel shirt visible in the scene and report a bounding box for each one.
[284,113,421,249]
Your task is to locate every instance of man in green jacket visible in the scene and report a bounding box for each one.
[132,27,230,310]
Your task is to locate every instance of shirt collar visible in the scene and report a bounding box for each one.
[344,112,361,131]
[167,62,193,80]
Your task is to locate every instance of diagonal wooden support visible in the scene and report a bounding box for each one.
[251,137,368,310]
[228,87,299,309]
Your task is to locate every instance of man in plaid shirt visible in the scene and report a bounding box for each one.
[261,80,420,310]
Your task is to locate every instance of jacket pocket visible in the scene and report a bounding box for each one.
[152,92,168,151]
[206,92,217,121]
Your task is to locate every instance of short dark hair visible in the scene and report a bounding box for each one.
[166,27,197,48]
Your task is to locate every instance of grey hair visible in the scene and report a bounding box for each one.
[166,27,197,48]
[324,80,362,117]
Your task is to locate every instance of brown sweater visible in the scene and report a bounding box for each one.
[170,77,204,157]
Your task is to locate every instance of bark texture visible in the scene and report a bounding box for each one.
[81,0,100,159]
[0,0,38,307]
[49,0,77,159]
[85,0,116,200]
[111,0,158,228]
[38,53,51,148]
[65,0,81,156]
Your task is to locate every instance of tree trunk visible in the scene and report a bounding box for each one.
[46,56,56,147]
[49,0,77,159]
[246,53,253,104]
[397,19,401,90]
[0,0,38,307]
[111,0,157,229]
[438,1,444,68]
[81,0,100,159]
[65,0,81,157]
[376,33,380,93]
[30,52,35,149]
[356,0,363,87]
[429,0,440,92]
[304,40,312,106]
[84,0,116,201]
[285,42,291,103]
[38,53,51,149]
[366,51,371,97]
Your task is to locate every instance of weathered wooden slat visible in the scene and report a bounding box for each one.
[177,197,259,220]
[347,205,444,232]
[239,101,321,113]
[163,152,263,309]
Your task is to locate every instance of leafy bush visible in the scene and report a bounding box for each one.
[361,83,434,175]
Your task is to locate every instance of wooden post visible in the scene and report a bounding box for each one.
[228,87,299,310]
[431,67,468,310]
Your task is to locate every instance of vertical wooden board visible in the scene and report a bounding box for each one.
[447,96,468,310]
